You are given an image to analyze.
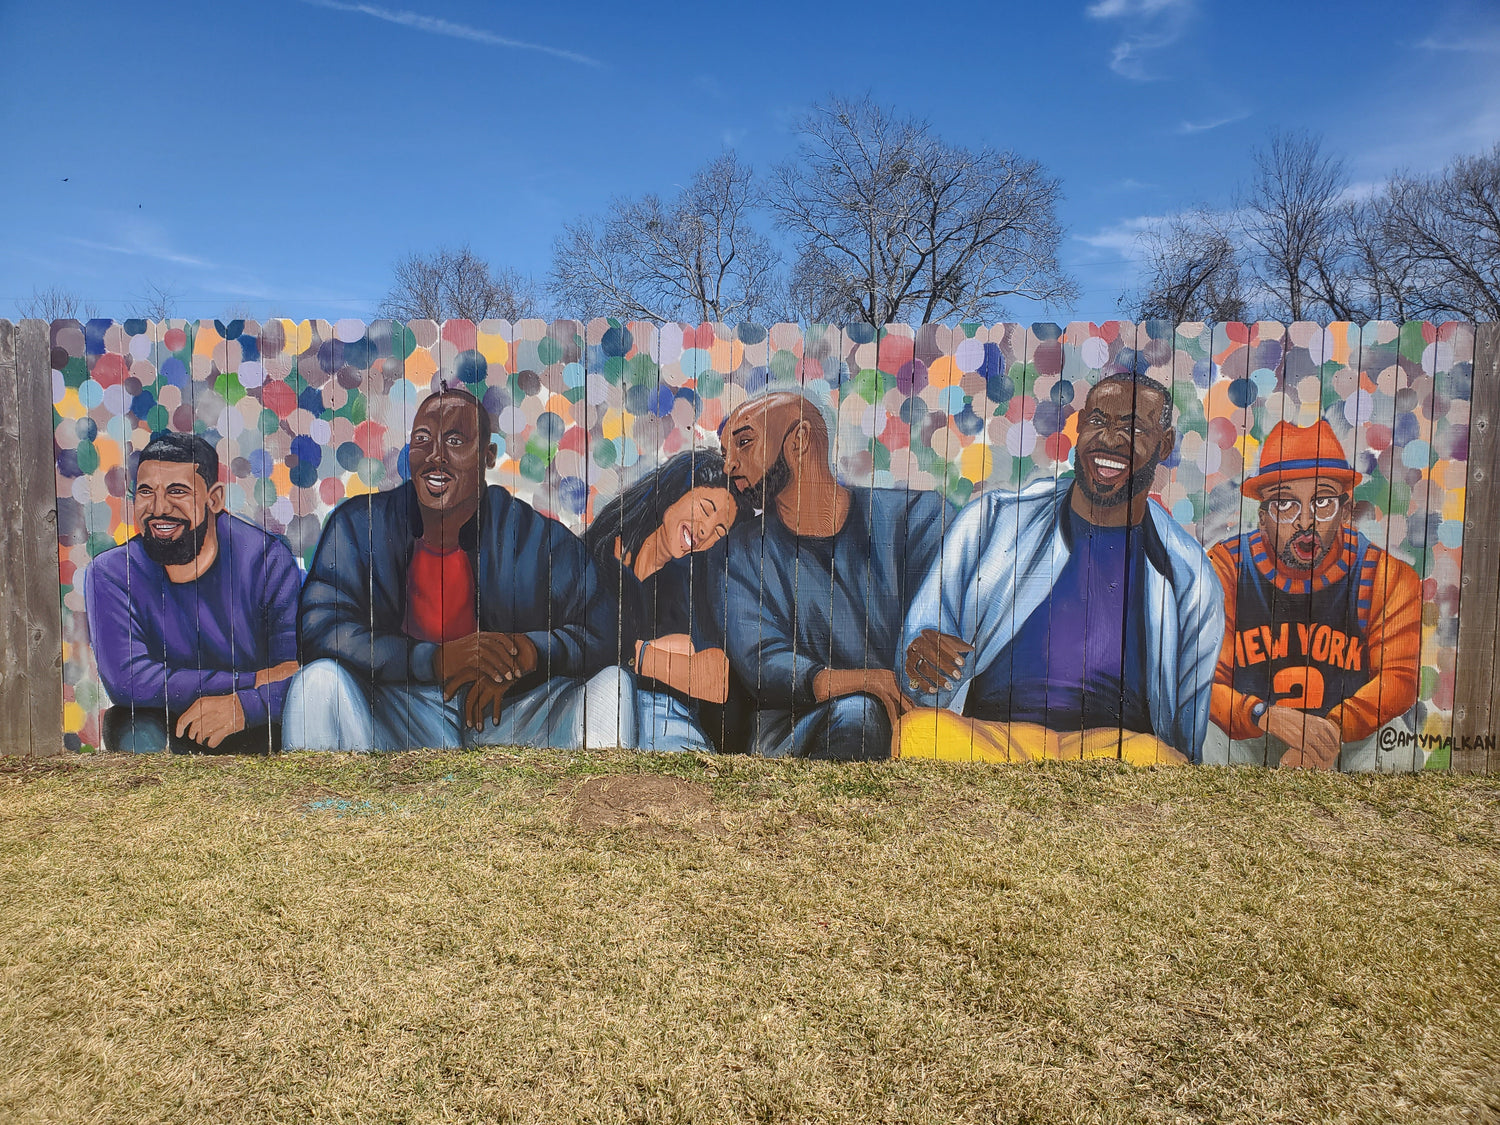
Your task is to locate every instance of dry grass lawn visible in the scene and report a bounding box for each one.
[1,749,1497,1124]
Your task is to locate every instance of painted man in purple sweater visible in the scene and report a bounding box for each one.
[84,432,302,753]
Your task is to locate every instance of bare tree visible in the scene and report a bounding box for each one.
[20,285,98,320]
[131,280,178,321]
[1240,131,1358,321]
[1379,145,1500,322]
[768,95,1075,325]
[549,151,781,323]
[1123,207,1248,322]
[380,245,538,321]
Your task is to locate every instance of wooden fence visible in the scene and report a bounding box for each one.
[1,317,1496,771]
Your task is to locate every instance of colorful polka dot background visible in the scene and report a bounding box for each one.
[52,318,1474,767]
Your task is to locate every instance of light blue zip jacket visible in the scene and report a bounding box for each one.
[899,477,1224,762]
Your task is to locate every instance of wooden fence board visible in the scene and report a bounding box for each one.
[18,320,63,756]
[0,321,29,755]
[1452,323,1500,773]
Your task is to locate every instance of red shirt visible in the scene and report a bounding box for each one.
[404,541,478,643]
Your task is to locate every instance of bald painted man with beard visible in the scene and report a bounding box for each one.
[718,390,955,760]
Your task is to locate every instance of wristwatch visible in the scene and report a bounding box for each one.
[1250,699,1269,728]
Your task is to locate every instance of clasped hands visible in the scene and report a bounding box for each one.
[436,632,539,731]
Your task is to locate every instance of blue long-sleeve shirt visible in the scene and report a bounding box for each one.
[299,482,615,692]
[84,512,302,727]
[724,486,956,708]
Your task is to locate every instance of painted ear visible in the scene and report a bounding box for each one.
[1160,426,1178,462]
[207,482,227,513]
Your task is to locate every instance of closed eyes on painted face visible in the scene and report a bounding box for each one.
[661,486,737,557]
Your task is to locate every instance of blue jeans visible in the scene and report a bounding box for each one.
[281,660,636,751]
[635,689,715,753]
[749,695,893,760]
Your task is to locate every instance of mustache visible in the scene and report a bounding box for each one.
[144,516,192,536]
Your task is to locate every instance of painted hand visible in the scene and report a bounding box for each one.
[1267,708,1341,770]
[904,629,973,695]
[175,693,247,749]
[439,632,539,699]
[254,660,301,689]
[461,676,511,732]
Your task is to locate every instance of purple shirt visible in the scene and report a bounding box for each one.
[84,513,302,728]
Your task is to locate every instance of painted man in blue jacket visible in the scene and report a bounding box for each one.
[720,389,955,760]
[898,373,1222,765]
[283,386,632,751]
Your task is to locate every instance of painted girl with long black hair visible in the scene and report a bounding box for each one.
[585,449,740,752]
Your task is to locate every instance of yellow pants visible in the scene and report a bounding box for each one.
[895,709,1188,767]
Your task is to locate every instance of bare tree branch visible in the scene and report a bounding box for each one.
[1380,145,1500,322]
[379,245,539,321]
[768,95,1075,325]
[549,151,781,323]
[20,286,84,320]
[129,280,179,322]
[1122,208,1248,322]
[1240,131,1355,321]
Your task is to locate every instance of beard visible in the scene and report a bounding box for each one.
[732,450,793,511]
[139,514,211,566]
[1276,526,1337,571]
[1074,454,1160,509]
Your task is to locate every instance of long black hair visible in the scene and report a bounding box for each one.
[585,449,734,568]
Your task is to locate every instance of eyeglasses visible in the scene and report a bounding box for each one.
[1261,496,1344,524]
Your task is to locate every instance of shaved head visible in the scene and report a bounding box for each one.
[721,390,833,508]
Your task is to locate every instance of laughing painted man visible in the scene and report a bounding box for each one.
[720,390,955,760]
[897,373,1223,765]
[84,432,301,753]
[1204,420,1422,771]
[283,386,631,751]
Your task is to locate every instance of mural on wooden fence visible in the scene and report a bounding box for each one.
[48,318,1475,770]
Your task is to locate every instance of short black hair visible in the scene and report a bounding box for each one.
[1089,372,1174,430]
[131,431,219,489]
[421,383,493,447]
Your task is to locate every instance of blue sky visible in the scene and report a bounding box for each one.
[2,0,1496,324]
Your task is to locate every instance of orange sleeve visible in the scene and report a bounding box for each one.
[1207,543,1263,740]
[1325,550,1423,741]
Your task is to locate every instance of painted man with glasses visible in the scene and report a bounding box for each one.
[1204,420,1422,770]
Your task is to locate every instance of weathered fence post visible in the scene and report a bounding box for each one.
[4,320,65,757]
[0,320,25,756]
[1453,323,1500,773]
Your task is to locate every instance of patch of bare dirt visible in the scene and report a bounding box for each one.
[0,754,82,783]
[566,774,721,836]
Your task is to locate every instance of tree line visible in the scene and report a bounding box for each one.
[16,96,1499,326]
[381,95,1077,327]
[1124,131,1500,324]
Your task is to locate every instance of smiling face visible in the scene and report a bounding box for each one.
[659,485,736,559]
[408,394,495,516]
[1257,476,1349,573]
[1073,380,1175,510]
[133,460,223,566]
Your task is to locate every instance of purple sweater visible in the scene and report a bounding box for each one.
[84,513,302,728]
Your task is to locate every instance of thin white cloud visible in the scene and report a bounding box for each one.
[1177,110,1250,134]
[300,0,600,67]
[67,233,213,270]
[1417,31,1500,54]
[1075,214,1158,259]
[1086,0,1195,80]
